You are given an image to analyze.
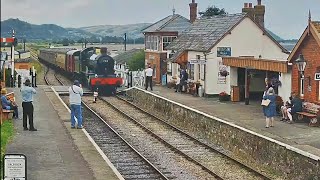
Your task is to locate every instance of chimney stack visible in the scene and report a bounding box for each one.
[242,2,254,19]
[254,0,265,28]
[189,0,197,23]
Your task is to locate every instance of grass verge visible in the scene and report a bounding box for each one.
[0,120,14,179]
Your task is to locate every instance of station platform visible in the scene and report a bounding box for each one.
[52,85,92,95]
[4,85,122,180]
[150,86,320,157]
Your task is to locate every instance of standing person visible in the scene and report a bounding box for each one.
[20,79,37,131]
[1,88,19,119]
[263,87,277,128]
[69,80,83,129]
[145,65,153,91]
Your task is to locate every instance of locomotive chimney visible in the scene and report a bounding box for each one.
[101,47,108,55]
[189,0,197,23]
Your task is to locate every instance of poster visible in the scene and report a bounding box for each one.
[4,154,26,180]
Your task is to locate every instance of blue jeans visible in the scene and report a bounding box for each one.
[70,104,82,128]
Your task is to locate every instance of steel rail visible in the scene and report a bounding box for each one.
[82,101,170,180]
[100,97,225,180]
[115,94,271,180]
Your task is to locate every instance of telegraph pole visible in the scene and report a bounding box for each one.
[124,33,127,51]
[11,29,15,87]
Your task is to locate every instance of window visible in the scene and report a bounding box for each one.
[300,77,304,97]
[318,81,320,101]
[162,36,177,51]
[188,63,194,80]
[201,64,206,80]
[167,62,172,73]
[146,35,159,51]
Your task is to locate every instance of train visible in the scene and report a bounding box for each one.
[38,47,123,95]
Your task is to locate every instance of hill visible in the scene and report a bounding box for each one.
[0,18,94,41]
[79,23,152,39]
[1,18,295,45]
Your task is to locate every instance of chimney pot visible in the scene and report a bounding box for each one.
[244,3,248,8]
[249,3,252,8]
[257,0,262,5]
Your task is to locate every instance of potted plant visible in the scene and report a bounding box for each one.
[219,91,230,101]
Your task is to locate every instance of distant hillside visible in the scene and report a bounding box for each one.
[1,18,295,45]
[79,23,152,39]
[0,18,94,41]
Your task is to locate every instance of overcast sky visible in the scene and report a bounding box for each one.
[1,0,320,39]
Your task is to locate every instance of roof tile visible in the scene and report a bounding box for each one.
[142,14,191,33]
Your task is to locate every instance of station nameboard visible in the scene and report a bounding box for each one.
[315,73,320,81]
[3,154,27,180]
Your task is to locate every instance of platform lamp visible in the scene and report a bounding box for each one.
[295,54,311,91]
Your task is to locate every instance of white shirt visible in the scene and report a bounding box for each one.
[69,85,83,105]
[145,68,153,77]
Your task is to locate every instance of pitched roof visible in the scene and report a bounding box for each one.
[166,13,246,52]
[113,49,144,64]
[167,13,289,62]
[288,21,320,62]
[142,14,191,33]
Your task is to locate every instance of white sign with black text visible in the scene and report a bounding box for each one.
[4,154,27,180]
[315,73,320,81]
[189,60,207,64]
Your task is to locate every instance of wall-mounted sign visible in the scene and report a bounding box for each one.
[189,60,207,64]
[315,73,320,81]
[3,154,27,180]
[217,47,231,57]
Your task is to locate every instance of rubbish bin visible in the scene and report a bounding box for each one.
[231,86,240,102]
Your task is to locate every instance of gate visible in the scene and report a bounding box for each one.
[115,65,145,88]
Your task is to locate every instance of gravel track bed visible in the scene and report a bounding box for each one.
[82,96,216,180]
[45,67,63,86]
[61,97,171,180]
[103,96,266,180]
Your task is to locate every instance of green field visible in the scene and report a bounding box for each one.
[0,120,14,179]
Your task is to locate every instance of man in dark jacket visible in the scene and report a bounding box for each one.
[287,92,302,123]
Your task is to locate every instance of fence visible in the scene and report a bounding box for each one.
[115,65,145,88]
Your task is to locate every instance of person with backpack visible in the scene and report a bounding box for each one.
[69,80,84,129]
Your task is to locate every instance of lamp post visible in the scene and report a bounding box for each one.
[295,54,311,94]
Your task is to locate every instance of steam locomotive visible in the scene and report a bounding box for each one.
[39,47,123,95]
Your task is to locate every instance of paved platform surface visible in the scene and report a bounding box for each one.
[149,86,320,157]
[5,86,121,180]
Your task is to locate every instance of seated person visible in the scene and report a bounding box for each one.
[281,96,292,121]
[1,88,19,119]
[287,93,302,123]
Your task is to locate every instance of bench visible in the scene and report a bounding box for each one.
[0,92,15,125]
[296,102,319,127]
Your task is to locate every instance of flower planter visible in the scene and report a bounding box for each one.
[219,95,229,101]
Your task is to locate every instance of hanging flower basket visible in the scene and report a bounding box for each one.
[219,70,229,77]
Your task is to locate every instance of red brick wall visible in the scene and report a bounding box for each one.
[291,34,320,103]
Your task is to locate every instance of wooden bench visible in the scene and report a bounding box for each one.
[296,102,319,127]
[0,92,15,125]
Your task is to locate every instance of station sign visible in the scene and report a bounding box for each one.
[315,73,320,81]
[3,154,27,180]
[189,60,207,64]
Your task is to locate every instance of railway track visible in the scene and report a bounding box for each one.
[87,95,271,180]
[44,66,64,86]
[70,100,174,180]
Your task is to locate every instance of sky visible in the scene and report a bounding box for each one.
[1,0,320,39]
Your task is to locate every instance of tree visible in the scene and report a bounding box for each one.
[61,38,69,46]
[199,6,227,17]
[127,51,145,71]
